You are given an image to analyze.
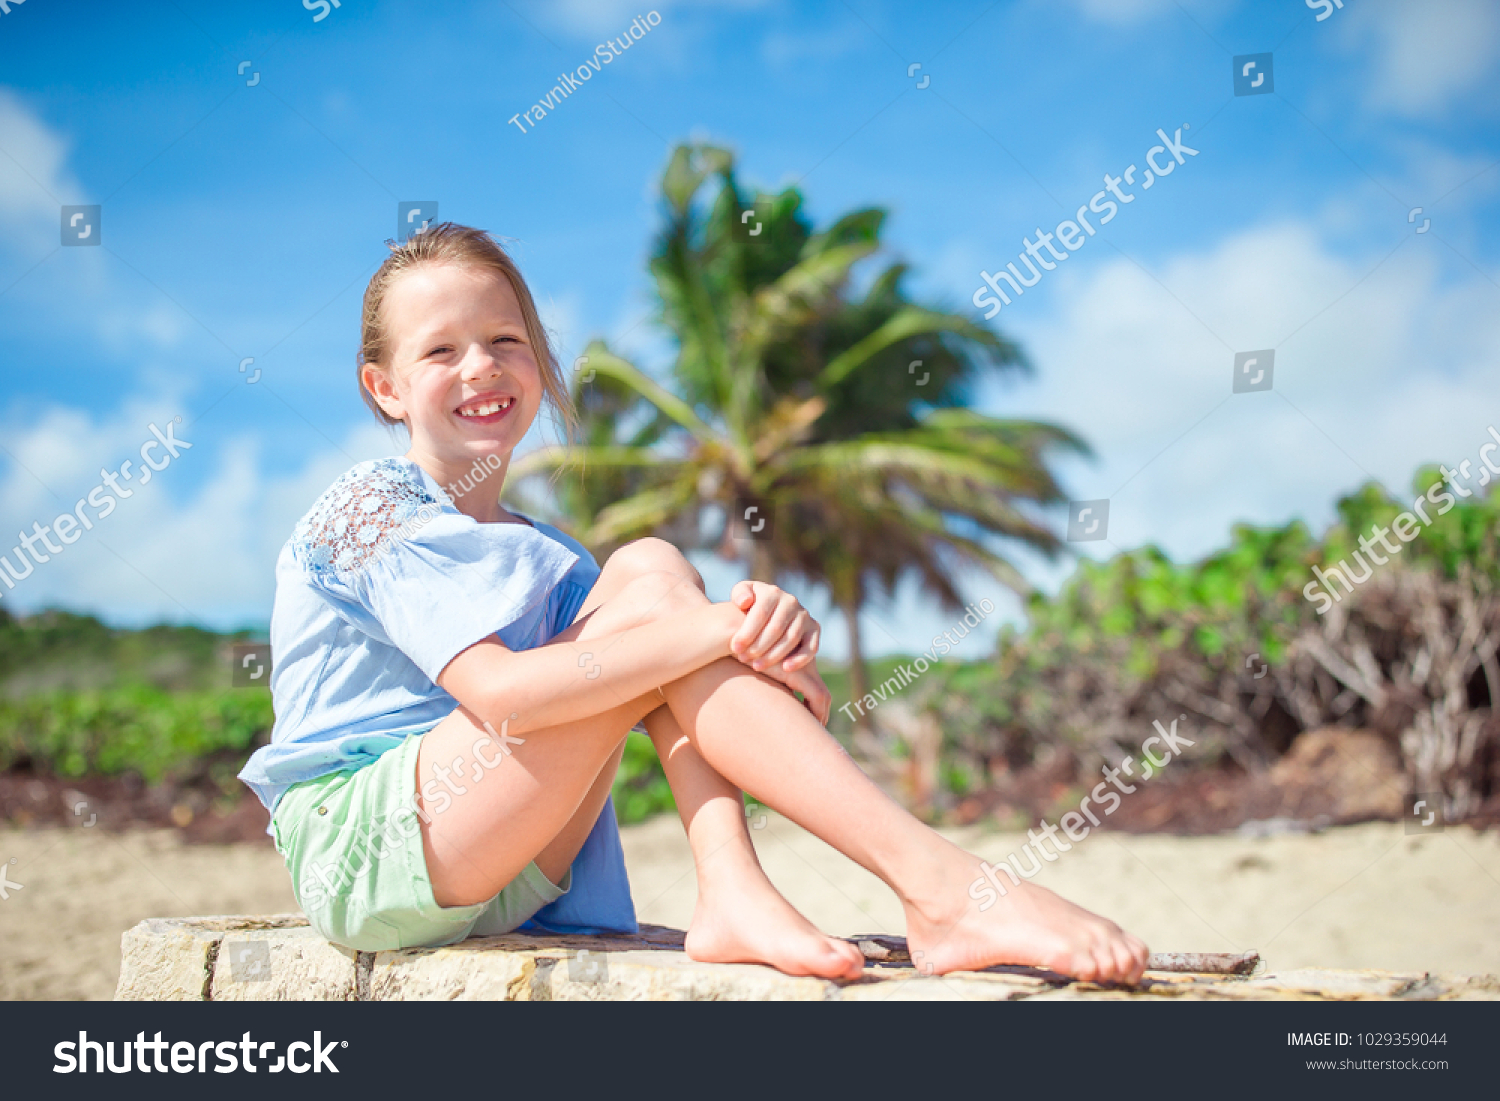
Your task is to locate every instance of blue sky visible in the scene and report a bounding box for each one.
[0,0,1497,662]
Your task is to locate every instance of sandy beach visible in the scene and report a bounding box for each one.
[2,815,1497,1000]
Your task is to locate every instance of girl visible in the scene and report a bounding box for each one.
[239,223,1149,983]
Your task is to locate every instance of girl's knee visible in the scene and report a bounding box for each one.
[619,569,708,616]
[606,537,704,591]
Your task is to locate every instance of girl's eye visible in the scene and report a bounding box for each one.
[424,337,520,356]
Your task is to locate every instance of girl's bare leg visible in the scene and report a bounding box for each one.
[643,705,865,979]
[530,737,625,886]
[572,542,1147,982]
[416,696,647,909]
[658,655,1149,983]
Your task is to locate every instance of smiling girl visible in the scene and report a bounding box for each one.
[238,223,1149,983]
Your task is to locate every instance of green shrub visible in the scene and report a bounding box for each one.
[610,729,675,824]
[915,473,1500,796]
[0,685,273,794]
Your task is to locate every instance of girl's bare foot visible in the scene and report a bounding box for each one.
[904,851,1150,984]
[685,860,866,981]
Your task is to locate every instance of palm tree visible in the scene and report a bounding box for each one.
[510,142,1087,725]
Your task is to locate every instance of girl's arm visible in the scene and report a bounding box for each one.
[437,600,746,736]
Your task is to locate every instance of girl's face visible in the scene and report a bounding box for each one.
[364,262,543,477]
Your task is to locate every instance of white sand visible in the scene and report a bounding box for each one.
[2,817,1497,999]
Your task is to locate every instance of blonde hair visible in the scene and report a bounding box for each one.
[356,222,576,443]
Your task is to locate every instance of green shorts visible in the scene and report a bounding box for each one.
[270,729,569,952]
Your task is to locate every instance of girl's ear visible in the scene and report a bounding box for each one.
[362,364,406,421]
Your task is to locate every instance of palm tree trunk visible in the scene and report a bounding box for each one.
[834,582,873,736]
[749,541,776,583]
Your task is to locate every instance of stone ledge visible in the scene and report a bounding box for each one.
[114,915,1500,1002]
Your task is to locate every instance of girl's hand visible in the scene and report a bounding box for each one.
[776,659,833,726]
[728,580,820,675]
[728,580,830,724]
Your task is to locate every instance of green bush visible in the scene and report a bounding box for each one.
[0,685,273,793]
[0,608,243,694]
[915,472,1500,791]
[611,729,675,824]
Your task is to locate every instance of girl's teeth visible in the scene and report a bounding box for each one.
[460,399,511,417]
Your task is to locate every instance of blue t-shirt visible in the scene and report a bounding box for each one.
[237,455,637,934]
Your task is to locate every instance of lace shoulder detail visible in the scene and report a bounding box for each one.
[293,458,444,576]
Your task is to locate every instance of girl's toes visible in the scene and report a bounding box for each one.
[1093,943,1122,983]
[817,939,861,979]
[1129,936,1151,978]
[836,941,865,976]
[1070,950,1102,984]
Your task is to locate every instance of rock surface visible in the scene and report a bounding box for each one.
[212,926,358,1001]
[116,915,1500,1002]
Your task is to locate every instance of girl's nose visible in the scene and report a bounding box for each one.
[459,346,501,379]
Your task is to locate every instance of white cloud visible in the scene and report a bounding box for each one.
[1341,0,1500,117]
[0,87,77,255]
[525,0,769,39]
[993,217,1500,568]
[0,398,396,629]
[1060,0,1500,122]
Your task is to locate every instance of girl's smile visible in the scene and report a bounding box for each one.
[454,392,518,423]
